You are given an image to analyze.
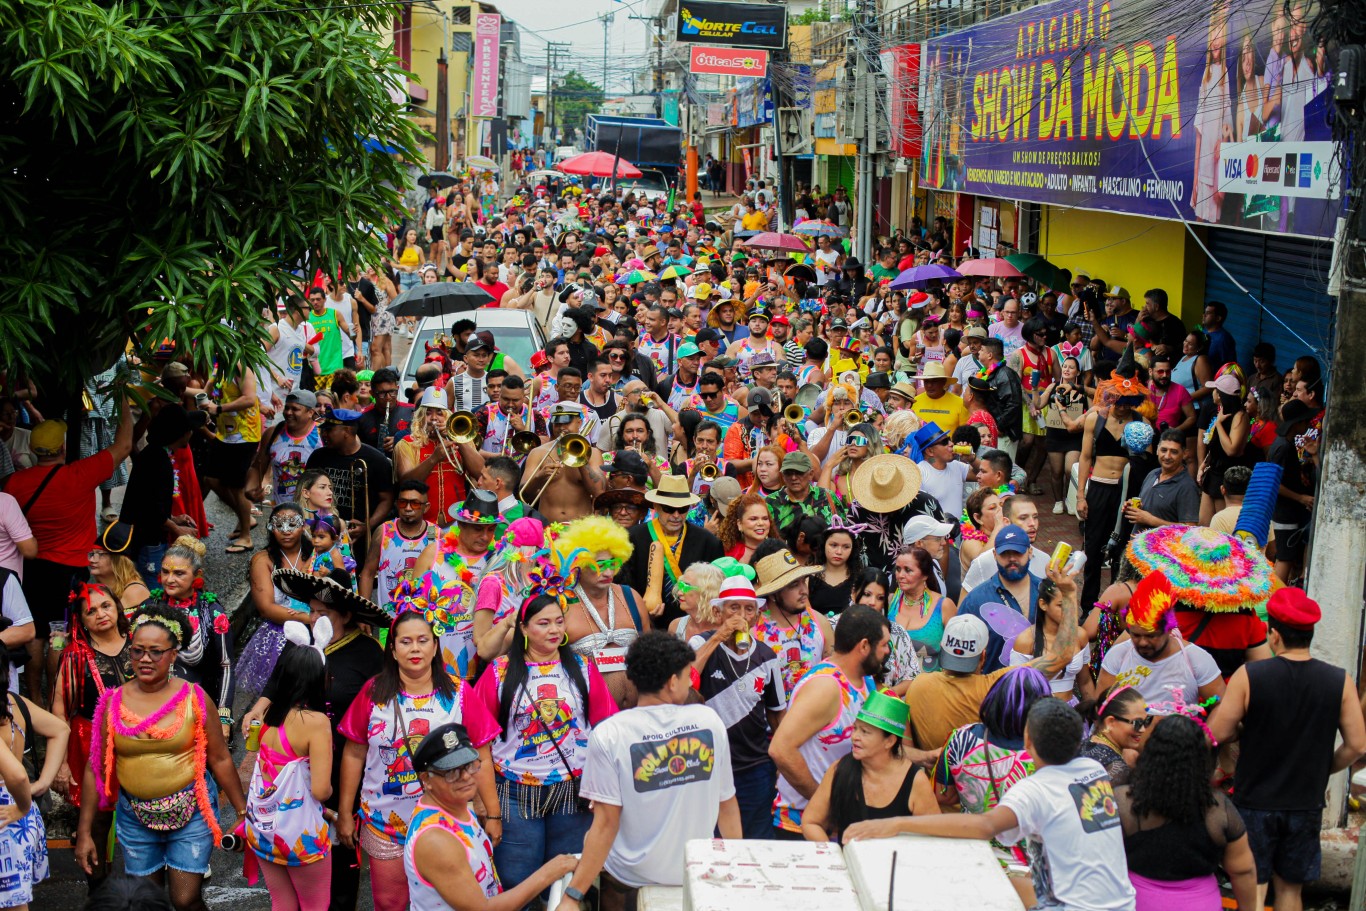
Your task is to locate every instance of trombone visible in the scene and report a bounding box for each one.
[509,431,541,455]
[448,411,479,445]
[518,433,591,507]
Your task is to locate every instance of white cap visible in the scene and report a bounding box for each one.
[939,615,990,672]
[418,387,450,411]
[903,515,953,543]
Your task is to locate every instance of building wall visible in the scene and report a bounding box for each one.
[1040,207,1207,323]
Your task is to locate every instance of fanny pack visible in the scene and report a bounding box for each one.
[126,784,197,832]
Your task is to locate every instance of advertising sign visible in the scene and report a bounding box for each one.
[920,0,1339,237]
[676,1,787,51]
[472,13,501,118]
[691,46,770,78]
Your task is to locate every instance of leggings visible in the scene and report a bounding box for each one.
[369,854,409,911]
[260,860,333,911]
[1081,477,1123,613]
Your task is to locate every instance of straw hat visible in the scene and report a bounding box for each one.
[849,454,923,514]
[753,548,822,597]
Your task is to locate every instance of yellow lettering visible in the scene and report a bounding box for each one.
[1085,0,1096,43]
[1153,36,1182,138]
[1128,42,1158,138]
[1080,49,1107,139]
[1099,2,1111,39]
[993,68,1013,141]
[1059,14,1071,52]
[1038,61,1058,139]
[1054,58,1075,140]
[1011,64,1036,140]
[1106,45,1130,141]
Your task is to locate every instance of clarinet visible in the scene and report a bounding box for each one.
[378,403,391,451]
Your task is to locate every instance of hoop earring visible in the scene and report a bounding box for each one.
[524,635,529,650]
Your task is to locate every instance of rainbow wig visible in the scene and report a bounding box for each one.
[1125,571,1178,632]
[553,515,633,573]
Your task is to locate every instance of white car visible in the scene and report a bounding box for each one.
[398,308,546,388]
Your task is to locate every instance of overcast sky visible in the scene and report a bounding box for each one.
[496,0,663,94]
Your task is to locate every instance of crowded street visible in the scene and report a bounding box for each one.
[4,0,1366,908]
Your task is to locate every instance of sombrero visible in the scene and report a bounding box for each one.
[1125,525,1275,614]
[272,567,390,627]
[849,454,923,514]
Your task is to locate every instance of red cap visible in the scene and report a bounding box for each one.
[1267,587,1320,630]
[594,245,610,256]
[907,291,930,305]
[770,314,790,326]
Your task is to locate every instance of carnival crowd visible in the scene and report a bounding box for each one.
[0,167,1353,911]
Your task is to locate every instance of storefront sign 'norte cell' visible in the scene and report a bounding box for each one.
[676,0,787,51]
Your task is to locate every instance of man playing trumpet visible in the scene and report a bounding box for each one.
[395,387,486,525]
[520,402,606,522]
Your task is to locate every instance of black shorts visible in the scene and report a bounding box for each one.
[429,225,443,241]
[1045,428,1083,454]
[1238,806,1322,884]
[205,439,257,488]
[22,557,82,630]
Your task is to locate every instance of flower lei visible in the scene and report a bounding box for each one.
[91,684,223,844]
[149,588,225,635]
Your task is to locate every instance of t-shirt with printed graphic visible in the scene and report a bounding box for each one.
[579,702,736,888]
[692,634,787,772]
[996,756,1136,911]
[268,423,322,505]
[472,654,618,786]
[338,678,500,845]
[1099,639,1221,704]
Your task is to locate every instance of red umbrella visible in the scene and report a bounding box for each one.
[956,257,1025,278]
[556,151,643,179]
[739,232,811,253]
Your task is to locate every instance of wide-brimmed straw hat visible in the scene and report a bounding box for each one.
[644,473,701,508]
[754,548,822,597]
[849,454,923,514]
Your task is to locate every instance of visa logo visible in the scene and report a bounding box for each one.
[1223,158,1243,180]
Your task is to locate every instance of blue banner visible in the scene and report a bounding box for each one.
[920,0,1339,237]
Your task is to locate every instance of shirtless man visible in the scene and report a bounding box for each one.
[1076,379,1148,612]
[519,402,605,522]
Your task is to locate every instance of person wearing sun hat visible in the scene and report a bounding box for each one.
[1209,587,1366,911]
[845,453,952,577]
[686,570,788,838]
[618,474,724,626]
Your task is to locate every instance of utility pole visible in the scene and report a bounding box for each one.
[853,0,879,263]
[628,13,663,118]
[544,41,570,145]
[599,12,613,100]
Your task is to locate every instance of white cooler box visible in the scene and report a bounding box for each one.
[843,835,1024,911]
[683,839,862,911]
[639,886,684,911]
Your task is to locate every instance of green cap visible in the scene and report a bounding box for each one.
[856,691,909,738]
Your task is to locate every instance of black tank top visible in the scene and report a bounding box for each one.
[863,763,922,821]
[1094,416,1128,458]
[1234,656,1344,811]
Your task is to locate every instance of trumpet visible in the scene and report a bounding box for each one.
[699,462,720,481]
[844,409,865,430]
[448,410,479,445]
[519,433,592,507]
[783,403,806,424]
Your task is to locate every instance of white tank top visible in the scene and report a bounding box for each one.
[773,662,871,832]
[376,521,436,612]
[404,801,501,908]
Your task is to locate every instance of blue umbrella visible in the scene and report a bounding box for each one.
[889,263,962,290]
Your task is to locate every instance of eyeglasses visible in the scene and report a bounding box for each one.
[130,646,175,662]
[269,518,306,532]
[87,550,108,560]
[1116,715,1154,732]
[373,388,399,399]
[436,759,482,782]
[396,499,427,509]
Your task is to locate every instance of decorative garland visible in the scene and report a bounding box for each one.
[148,588,227,636]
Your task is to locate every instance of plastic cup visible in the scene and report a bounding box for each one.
[49,621,68,651]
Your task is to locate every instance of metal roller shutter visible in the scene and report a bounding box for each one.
[1203,229,1336,372]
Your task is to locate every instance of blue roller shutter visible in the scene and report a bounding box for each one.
[1203,228,1336,372]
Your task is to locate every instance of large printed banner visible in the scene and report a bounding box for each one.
[472,13,501,118]
[676,1,787,51]
[920,0,1339,238]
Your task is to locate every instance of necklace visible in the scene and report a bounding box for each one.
[574,583,619,635]
[1093,731,1123,754]
[326,629,361,655]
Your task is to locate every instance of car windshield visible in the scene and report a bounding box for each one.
[401,323,538,385]
[619,172,668,195]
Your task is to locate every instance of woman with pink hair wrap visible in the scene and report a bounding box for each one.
[473,517,552,662]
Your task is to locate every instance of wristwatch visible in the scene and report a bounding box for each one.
[564,887,586,903]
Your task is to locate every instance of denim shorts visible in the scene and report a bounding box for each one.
[1237,805,1322,884]
[117,778,218,876]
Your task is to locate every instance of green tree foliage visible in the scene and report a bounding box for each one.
[0,0,425,392]
[554,70,604,138]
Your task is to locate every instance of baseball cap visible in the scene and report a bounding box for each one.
[677,341,702,359]
[903,514,953,544]
[995,523,1031,554]
[30,420,68,456]
[965,326,988,340]
[770,314,790,326]
[160,362,191,380]
[1205,374,1242,396]
[1107,286,1130,300]
[411,723,480,774]
[608,450,649,480]
[781,451,814,473]
[467,332,494,353]
[829,317,849,331]
[710,477,744,517]
[322,408,363,426]
[285,389,318,410]
[747,387,774,412]
[939,615,990,673]
[692,283,714,300]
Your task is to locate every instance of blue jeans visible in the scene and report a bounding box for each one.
[732,760,777,839]
[117,778,218,876]
[493,782,592,897]
[135,543,167,592]
[399,272,420,291]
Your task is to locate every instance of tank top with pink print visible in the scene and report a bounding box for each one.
[404,800,501,909]
[245,722,330,866]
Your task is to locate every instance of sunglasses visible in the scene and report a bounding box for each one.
[674,580,697,595]
[656,504,690,514]
[594,557,622,573]
[608,352,627,360]
[849,435,869,446]
[1116,715,1154,732]
[130,646,175,662]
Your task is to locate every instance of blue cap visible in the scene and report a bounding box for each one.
[322,408,363,426]
[995,524,1031,555]
[912,422,948,450]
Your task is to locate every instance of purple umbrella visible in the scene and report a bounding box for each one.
[889,263,962,290]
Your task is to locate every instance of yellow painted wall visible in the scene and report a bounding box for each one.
[1040,207,1207,323]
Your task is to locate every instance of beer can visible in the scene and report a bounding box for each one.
[245,720,262,752]
[220,832,241,852]
[1050,541,1072,572]
[1128,497,1142,510]
[735,631,751,647]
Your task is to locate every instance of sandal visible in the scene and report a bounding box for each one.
[224,541,253,554]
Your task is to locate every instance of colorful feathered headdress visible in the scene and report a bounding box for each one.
[393,571,469,637]
[1125,571,1178,632]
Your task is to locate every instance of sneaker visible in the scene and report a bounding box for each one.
[1053,501,1065,514]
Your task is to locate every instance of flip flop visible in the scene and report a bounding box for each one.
[224,542,253,554]
[102,509,119,522]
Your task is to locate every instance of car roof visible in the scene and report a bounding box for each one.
[412,309,541,331]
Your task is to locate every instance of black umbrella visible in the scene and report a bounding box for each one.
[386,281,493,318]
[418,171,459,190]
